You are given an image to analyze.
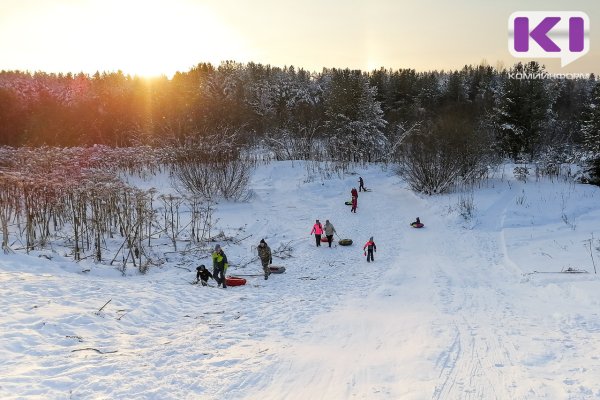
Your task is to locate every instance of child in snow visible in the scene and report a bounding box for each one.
[351,195,358,213]
[363,237,376,262]
[195,264,214,286]
[411,217,423,227]
[310,220,324,247]
[351,187,358,199]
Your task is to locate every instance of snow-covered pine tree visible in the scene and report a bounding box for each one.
[580,81,600,184]
[324,69,386,162]
[491,62,557,161]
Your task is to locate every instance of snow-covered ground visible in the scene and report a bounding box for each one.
[1,161,600,399]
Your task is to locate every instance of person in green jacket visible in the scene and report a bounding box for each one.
[212,244,228,288]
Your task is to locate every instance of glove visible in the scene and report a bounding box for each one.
[363,251,366,256]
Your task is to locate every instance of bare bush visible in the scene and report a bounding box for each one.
[396,111,493,195]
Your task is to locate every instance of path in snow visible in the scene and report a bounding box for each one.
[240,172,600,400]
[1,163,600,399]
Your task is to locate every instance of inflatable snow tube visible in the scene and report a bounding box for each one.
[410,223,424,228]
[321,236,331,242]
[338,239,353,246]
[225,276,247,287]
[345,201,353,205]
[269,265,286,274]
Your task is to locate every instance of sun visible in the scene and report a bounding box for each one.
[9,0,254,78]
[97,0,254,77]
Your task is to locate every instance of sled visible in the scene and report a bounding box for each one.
[338,239,353,246]
[529,267,589,275]
[269,265,286,274]
[410,223,424,228]
[225,276,247,287]
[345,200,353,205]
[321,236,331,242]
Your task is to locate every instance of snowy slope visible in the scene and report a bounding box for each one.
[1,161,599,400]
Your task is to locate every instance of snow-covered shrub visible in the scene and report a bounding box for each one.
[458,190,476,221]
[513,166,529,182]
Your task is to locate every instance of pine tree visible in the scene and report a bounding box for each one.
[324,69,386,162]
[491,62,556,161]
[580,82,600,184]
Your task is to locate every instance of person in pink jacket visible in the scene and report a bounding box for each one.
[310,219,324,247]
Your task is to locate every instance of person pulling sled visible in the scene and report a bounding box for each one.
[258,239,272,280]
[324,220,336,248]
[212,244,228,288]
[359,177,366,192]
[351,194,358,213]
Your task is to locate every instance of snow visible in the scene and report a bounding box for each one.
[1,161,600,399]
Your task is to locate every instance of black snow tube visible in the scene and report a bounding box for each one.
[338,239,353,246]
[269,265,286,274]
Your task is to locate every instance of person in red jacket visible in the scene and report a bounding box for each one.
[351,194,358,213]
[310,219,324,247]
[363,236,376,262]
[351,187,358,199]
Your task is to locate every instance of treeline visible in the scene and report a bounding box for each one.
[0,61,599,182]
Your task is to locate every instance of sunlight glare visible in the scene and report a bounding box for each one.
[6,0,255,77]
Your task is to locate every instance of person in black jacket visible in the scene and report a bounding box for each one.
[359,177,366,192]
[195,264,214,286]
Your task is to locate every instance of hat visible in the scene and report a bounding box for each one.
[369,236,373,241]
[199,264,206,270]
[260,239,266,244]
[215,244,221,251]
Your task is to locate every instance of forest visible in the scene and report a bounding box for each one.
[0,61,598,175]
[1,61,600,266]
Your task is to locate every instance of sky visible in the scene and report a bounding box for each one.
[0,0,599,77]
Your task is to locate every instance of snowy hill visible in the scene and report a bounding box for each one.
[1,161,599,399]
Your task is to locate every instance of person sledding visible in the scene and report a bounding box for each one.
[212,244,228,288]
[363,236,376,262]
[310,219,324,247]
[257,239,272,280]
[410,217,424,228]
[324,219,336,248]
[195,264,214,286]
[358,177,366,192]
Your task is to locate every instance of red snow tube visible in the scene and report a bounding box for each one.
[225,276,247,286]
[321,236,331,242]
[410,223,424,228]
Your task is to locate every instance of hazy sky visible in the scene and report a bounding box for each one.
[0,0,598,76]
